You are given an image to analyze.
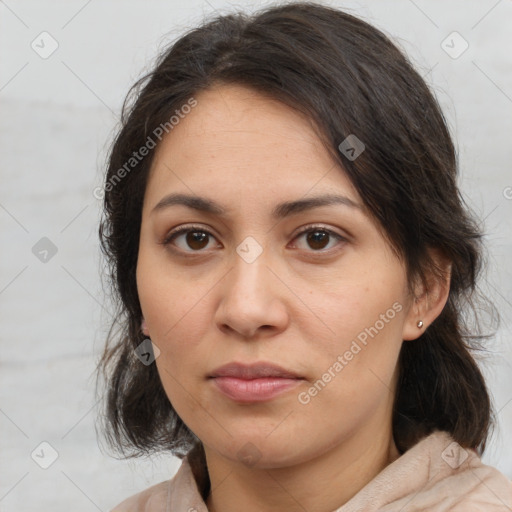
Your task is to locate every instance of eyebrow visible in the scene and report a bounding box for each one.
[151,192,364,219]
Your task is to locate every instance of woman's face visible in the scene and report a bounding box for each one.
[136,84,419,468]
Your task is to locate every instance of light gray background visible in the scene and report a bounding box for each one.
[1,0,511,510]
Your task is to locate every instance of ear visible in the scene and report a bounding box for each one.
[402,248,452,341]
[141,317,150,336]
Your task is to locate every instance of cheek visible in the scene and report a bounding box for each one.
[298,306,404,434]
[314,274,406,345]
[304,275,406,399]
[151,321,211,430]
[137,251,212,343]
[136,260,215,401]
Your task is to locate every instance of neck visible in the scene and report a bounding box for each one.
[203,420,400,512]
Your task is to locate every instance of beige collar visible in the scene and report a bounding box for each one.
[112,429,512,511]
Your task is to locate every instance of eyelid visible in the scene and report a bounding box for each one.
[289,224,348,254]
[160,223,217,247]
[292,223,347,240]
[161,223,348,254]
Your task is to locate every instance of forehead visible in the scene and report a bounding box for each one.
[178,83,318,139]
[145,84,360,208]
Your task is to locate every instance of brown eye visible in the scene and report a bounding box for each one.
[305,230,330,250]
[292,226,346,252]
[182,231,210,250]
[162,224,346,256]
[163,226,217,252]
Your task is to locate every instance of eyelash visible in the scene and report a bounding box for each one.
[161,224,347,255]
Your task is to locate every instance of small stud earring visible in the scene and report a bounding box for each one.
[417,320,424,328]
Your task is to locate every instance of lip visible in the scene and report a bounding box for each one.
[208,362,303,403]
[209,362,302,379]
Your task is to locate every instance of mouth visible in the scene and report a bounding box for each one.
[208,362,304,403]
[209,361,302,379]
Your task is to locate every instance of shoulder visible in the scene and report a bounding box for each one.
[109,450,208,512]
[400,430,512,510]
[110,480,171,512]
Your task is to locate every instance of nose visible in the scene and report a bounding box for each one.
[214,247,289,340]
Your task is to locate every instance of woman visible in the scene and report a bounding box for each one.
[96,2,512,510]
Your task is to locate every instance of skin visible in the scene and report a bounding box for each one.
[136,84,450,512]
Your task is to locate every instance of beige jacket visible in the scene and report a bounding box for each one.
[111,430,512,511]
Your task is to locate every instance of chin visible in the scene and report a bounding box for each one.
[214,434,308,470]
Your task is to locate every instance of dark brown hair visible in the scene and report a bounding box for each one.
[96,1,497,460]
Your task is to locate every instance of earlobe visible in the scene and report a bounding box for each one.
[141,317,150,336]
[402,250,452,341]
[402,299,425,341]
